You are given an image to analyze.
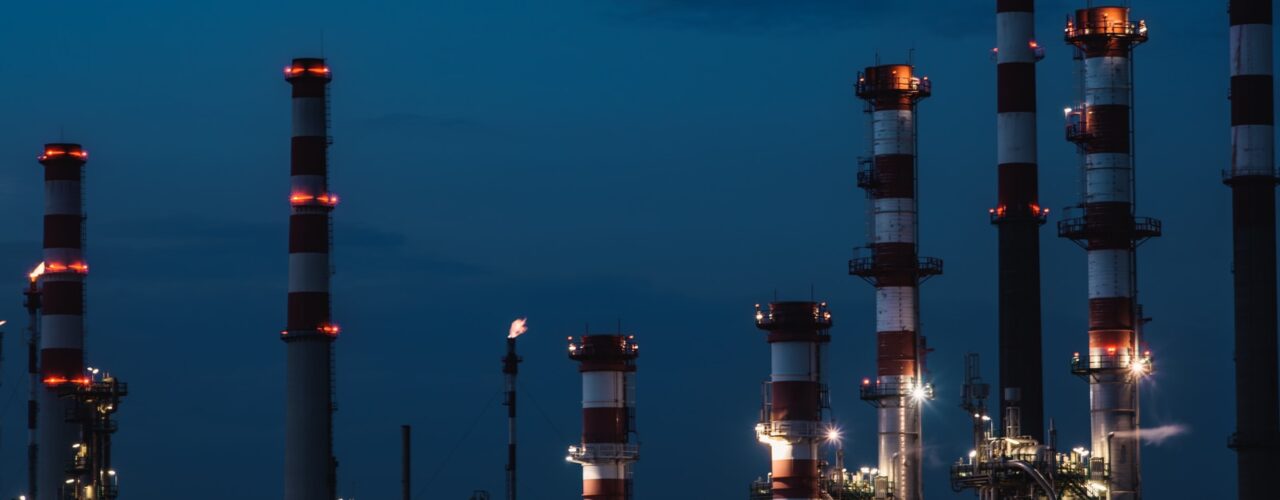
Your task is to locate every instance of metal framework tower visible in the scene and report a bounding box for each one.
[503,319,526,500]
[752,301,833,500]
[1061,6,1156,500]
[567,334,639,500]
[282,57,339,500]
[992,0,1048,443]
[35,143,90,500]
[851,63,939,500]
[1225,1,1278,497]
[60,369,126,500]
[24,265,42,499]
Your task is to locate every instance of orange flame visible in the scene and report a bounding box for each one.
[508,318,528,339]
[29,262,45,282]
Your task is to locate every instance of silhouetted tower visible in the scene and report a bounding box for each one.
[35,144,90,500]
[282,57,340,500]
[991,0,1048,442]
[1225,1,1278,498]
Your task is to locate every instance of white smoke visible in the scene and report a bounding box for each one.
[1113,424,1189,446]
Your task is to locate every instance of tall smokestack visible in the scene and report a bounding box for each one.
[1061,7,1157,500]
[851,63,939,500]
[753,301,832,500]
[567,334,639,500]
[992,0,1047,442]
[503,318,527,500]
[282,57,339,500]
[1226,0,1278,496]
[35,143,89,500]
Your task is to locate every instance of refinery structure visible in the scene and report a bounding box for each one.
[0,1,1276,499]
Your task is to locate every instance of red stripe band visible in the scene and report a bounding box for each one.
[1230,1,1272,25]
[40,348,83,380]
[1232,75,1275,126]
[997,63,1037,113]
[289,214,331,253]
[582,479,629,499]
[287,291,331,330]
[582,407,630,443]
[43,215,83,249]
[873,155,915,199]
[41,281,84,315]
[770,381,820,421]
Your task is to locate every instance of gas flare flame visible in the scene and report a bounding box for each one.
[508,318,528,339]
[29,262,45,282]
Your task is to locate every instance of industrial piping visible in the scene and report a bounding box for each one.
[1061,7,1156,500]
[851,63,940,500]
[992,0,1047,442]
[753,301,832,500]
[282,57,339,500]
[35,143,90,500]
[567,334,639,500]
[1225,0,1278,497]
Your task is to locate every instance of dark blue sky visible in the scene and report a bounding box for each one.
[0,0,1245,498]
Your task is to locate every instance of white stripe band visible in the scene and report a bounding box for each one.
[876,287,917,332]
[996,12,1036,64]
[41,315,84,349]
[1233,125,1275,174]
[582,372,626,408]
[874,198,916,244]
[872,110,915,155]
[1230,24,1273,77]
[292,97,327,138]
[44,181,82,215]
[997,112,1037,165]
[289,253,331,293]
[1084,57,1131,107]
[1088,249,1133,298]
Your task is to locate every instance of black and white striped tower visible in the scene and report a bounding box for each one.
[1226,1,1278,498]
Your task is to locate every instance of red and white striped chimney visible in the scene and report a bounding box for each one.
[851,63,938,500]
[567,334,639,500]
[1226,0,1278,496]
[753,301,831,500]
[35,143,90,500]
[1062,7,1157,500]
[282,57,339,500]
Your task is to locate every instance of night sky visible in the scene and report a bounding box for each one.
[0,0,1251,498]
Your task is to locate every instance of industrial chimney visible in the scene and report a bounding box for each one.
[752,301,832,500]
[850,63,940,500]
[1225,0,1278,497]
[566,334,639,500]
[282,57,339,500]
[1061,6,1157,500]
[35,143,90,500]
[991,0,1047,442]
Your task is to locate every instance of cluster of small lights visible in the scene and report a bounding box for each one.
[284,65,331,76]
[38,148,88,162]
[290,192,340,207]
